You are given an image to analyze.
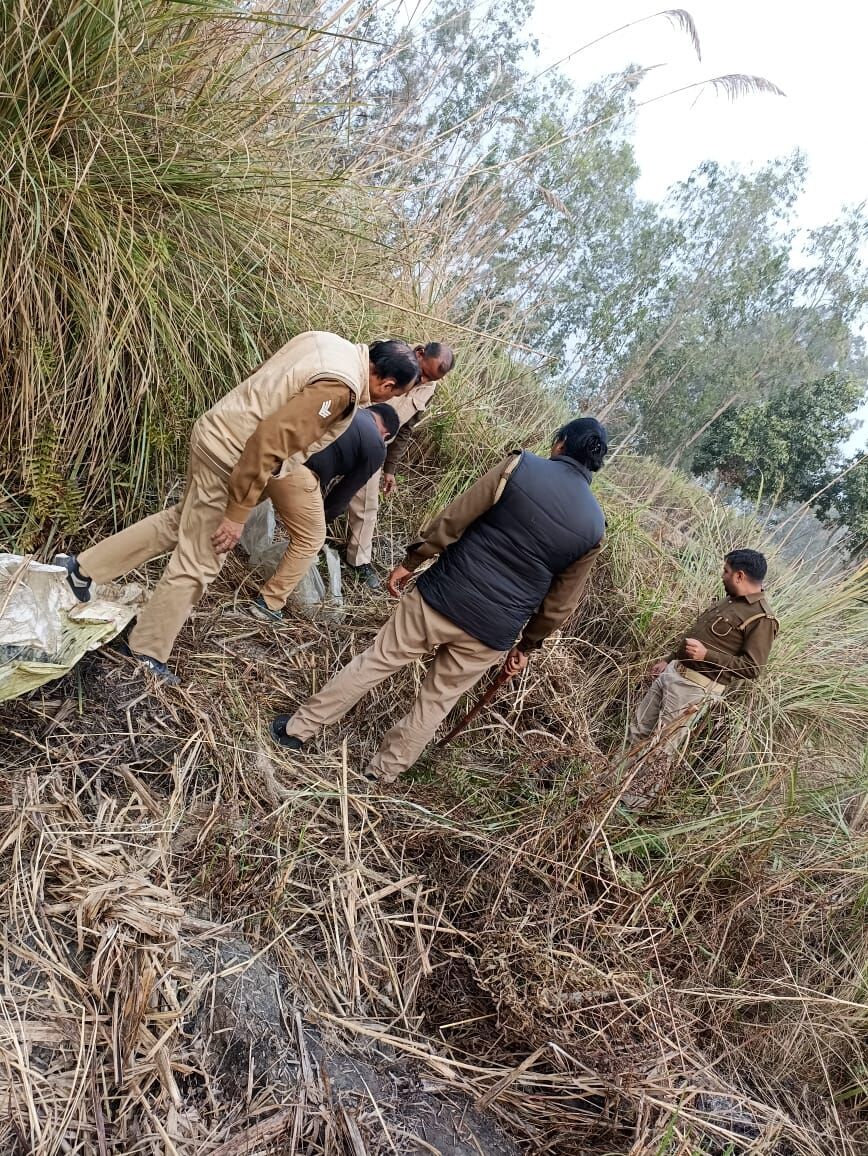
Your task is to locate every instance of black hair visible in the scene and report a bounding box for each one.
[724,548,767,582]
[553,417,608,472]
[369,340,419,390]
[367,403,401,439]
[419,341,455,372]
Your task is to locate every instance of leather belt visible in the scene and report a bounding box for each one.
[676,662,725,695]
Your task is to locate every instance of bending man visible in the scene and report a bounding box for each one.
[249,404,401,622]
[56,335,418,682]
[345,341,455,589]
[271,417,608,782]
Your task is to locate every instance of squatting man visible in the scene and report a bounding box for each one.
[247,403,402,624]
[627,548,778,756]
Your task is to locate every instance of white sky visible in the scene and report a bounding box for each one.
[531,0,868,450]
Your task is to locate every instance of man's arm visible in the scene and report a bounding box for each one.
[697,616,778,681]
[517,541,604,652]
[402,454,521,570]
[225,381,353,523]
[383,411,422,475]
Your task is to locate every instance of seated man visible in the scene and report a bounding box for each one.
[628,548,779,755]
[270,417,608,783]
[249,404,400,621]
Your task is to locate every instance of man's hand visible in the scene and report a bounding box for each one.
[648,659,668,680]
[683,638,708,661]
[211,517,245,554]
[504,648,529,678]
[386,564,413,599]
[382,473,398,496]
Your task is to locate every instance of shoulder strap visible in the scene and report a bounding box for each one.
[494,450,523,502]
[738,610,780,635]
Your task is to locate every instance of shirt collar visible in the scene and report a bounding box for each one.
[552,454,593,483]
[729,589,765,604]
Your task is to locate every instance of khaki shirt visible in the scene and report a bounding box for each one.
[402,453,603,652]
[383,380,438,475]
[671,590,779,685]
[193,331,369,522]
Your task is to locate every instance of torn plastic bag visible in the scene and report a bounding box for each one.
[239,500,343,620]
[0,555,139,702]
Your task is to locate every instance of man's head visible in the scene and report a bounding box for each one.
[368,340,419,401]
[722,549,767,597]
[414,341,455,384]
[551,417,608,472]
[368,403,401,443]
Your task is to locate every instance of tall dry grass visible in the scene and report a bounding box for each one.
[2,478,866,1152]
[0,0,429,550]
[1,3,867,1154]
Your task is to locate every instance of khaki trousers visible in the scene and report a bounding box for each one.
[627,661,710,754]
[345,469,380,566]
[259,467,326,609]
[285,588,506,780]
[78,444,228,663]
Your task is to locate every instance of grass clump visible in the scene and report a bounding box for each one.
[0,0,420,549]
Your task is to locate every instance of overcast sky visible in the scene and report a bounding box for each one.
[531,0,868,449]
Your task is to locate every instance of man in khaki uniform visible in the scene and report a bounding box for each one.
[628,548,779,754]
[271,417,608,782]
[345,341,455,589]
[55,335,419,682]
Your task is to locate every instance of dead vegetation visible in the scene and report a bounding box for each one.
[2,463,867,1154]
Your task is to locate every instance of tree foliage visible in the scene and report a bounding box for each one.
[691,373,865,504]
[816,455,868,558]
[3,0,866,561]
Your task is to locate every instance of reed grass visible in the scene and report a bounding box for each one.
[1,4,866,1154]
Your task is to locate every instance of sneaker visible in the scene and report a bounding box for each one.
[270,716,305,750]
[347,563,382,591]
[248,594,284,624]
[116,640,181,686]
[53,553,92,603]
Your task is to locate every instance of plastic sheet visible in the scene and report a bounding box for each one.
[0,555,138,702]
[239,500,343,620]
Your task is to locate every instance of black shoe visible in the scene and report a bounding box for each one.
[116,640,181,686]
[53,553,92,603]
[347,563,382,591]
[270,716,305,750]
[248,594,284,624]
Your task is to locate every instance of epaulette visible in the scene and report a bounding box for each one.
[739,596,779,636]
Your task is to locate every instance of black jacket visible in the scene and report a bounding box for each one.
[416,452,605,650]
[305,408,386,522]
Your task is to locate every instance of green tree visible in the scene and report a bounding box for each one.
[691,373,865,504]
[586,162,868,469]
[815,455,868,558]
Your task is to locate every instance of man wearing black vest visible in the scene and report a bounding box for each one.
[270,417,608,782]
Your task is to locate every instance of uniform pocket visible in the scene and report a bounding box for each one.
[709,615,737,638]
[302,467,320,494]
